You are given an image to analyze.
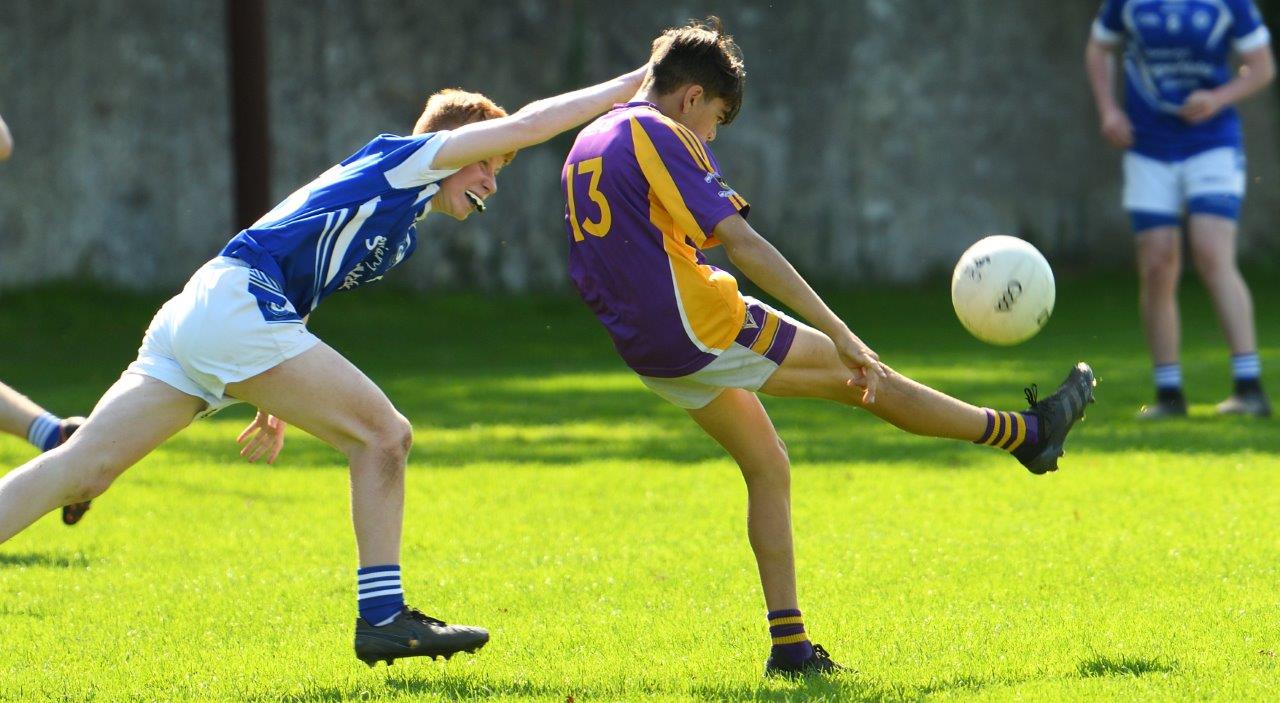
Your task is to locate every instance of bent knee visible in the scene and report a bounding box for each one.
[738,443,792,487]
[350,413,413,467]
[71,456,129,501]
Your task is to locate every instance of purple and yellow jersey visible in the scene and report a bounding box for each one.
[563,102,751,378]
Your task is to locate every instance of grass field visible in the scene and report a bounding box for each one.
[1,274,1278,702]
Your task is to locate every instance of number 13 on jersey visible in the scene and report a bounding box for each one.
[565,157,612,241]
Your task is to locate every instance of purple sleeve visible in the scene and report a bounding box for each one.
[636,116,749,247]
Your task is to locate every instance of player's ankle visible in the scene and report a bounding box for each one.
[974,409,1040,452]
[357,564,405,625]
[767,609,814,665]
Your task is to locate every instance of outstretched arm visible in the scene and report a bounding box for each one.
[713,214,887,401]
[0,112,12,161]
[430,65,649,171]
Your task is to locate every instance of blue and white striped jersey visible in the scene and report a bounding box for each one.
[1093,0,1271,159]
[220,131,457,322]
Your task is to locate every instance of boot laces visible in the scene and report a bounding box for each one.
[404,608,447,627]
[1024,383,1039,407]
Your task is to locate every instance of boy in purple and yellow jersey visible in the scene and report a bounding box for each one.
[563,18,1097,677]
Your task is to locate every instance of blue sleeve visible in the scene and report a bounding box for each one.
[1092,0,1125,43]
[1229,0,1271,51]
[377,131,459,190]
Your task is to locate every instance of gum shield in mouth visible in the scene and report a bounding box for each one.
[464,191,486,212]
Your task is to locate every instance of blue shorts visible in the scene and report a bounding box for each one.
[1123,146,1245,233]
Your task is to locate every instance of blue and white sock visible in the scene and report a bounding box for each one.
[1232,353,1262,394]
[26,412,63,452]
[1232,353,1261,382]
[357,564,405,626]
[1153,363,1182,391]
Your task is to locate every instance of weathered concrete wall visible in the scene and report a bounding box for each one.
[0,1,233,291]
[2,1,1278,291]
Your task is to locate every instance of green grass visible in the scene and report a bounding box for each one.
[1,274,1278,702]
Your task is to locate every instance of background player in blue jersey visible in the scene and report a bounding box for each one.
[1086,0,1275,418]
[0,66,647,666]
[0,114,92,525]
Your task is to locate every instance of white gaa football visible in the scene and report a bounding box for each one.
[950,235,1055,346]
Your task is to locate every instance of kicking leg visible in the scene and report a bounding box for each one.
[0,373,204,543]
[688,388,841,677]
[761,326,1095,473]
[224,341,488,666]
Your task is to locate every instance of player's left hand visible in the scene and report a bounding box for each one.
[833,332,887,404]
[1179,90,1225,124]
[236,411,287,464]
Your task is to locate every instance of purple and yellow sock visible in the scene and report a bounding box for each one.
[768,609,814,665]
[974,409,1039,452]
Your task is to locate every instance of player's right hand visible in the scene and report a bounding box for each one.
[236,411,287,465]
[833,332,887,404]
[1100,108,1133,149]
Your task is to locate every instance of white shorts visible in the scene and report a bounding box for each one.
[125,257,319,415]
[638,298,801,409]
[1123,146,1246,226]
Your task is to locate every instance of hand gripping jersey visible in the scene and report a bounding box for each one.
[563,102,751,378]
[1093,0,1272,159]
[220,131,459,322]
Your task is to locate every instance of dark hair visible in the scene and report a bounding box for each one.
[646,16,745,125]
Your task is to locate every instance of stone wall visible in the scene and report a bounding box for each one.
[0,1,232,291]
[2,0,1277,291]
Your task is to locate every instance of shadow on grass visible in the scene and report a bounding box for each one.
[0,551,91,569]
[0,602,45,619]
[1076,653,1177,678]
[126,475,300,504]
[142,376,1280,476]
[7,281,1278,481]
[262,669,1043,702]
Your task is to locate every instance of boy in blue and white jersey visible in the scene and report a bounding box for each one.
[0,66,648,666]
[220,113,487,324]
[1086,0,1275,417]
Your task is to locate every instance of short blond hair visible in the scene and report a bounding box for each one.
[412,88,514,165]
